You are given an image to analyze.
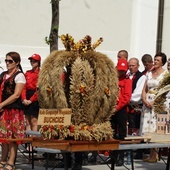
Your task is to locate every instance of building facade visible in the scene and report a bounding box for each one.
[0,0,170,71]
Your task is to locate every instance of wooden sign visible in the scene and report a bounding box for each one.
[38,108,72,126]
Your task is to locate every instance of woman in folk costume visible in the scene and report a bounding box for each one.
[140,52,168,163]
[0,52,26,170]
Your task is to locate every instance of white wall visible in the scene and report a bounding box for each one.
[0,0,163,72]
[162,0,170,60]
[130,0,159,57]
[0,0,51,70]
[59,0,133,52]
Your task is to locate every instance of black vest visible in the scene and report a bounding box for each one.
[0,71,23,110]
[132,71,143,92]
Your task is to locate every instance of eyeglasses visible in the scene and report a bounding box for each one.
[5,59,15,64]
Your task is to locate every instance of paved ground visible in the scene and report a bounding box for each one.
[0,144,169,170]
[14,145,169,170]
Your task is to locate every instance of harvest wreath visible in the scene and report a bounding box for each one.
[38,34,118,142]
[154,71,170,114]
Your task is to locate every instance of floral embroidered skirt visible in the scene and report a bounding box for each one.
[0,109,26,143]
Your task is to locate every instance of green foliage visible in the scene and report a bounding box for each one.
[45,36,53,45]
[53,25,59,32]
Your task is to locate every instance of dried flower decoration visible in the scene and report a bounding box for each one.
[79,85,86,96]
[104,88,111,97]
[60,34,103,54]
[46,84,53,96]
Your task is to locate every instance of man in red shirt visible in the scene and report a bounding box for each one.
[112,59,132,139]
[111,59,132,166]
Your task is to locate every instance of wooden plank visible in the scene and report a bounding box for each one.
[33,141,70,150]
[69,140,119,152]
[119,143,170,150]
[124,136,152,142]
[120,140,141,144]
[0,138,32,142]
[32,138,70,150]
[32,138,120,152]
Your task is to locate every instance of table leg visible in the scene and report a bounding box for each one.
[130,150,134,170]
[166,147,170,170]
[63,153,68,170]
[110,150,116,170]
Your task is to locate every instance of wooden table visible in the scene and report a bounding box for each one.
[31,137,120,170]
[31,137,170,170]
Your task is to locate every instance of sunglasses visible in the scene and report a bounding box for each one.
[5,59,15,64]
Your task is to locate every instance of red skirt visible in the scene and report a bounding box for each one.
[0,109,26,143]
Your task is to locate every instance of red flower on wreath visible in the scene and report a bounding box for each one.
[43,126,48,131]
[70,125,75,133]
[88,126,93,131]
[59,125,63,129]
[79,85,86,95]
[104,88,110,96]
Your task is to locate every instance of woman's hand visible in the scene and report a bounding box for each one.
[27,100,32,105]
[0,104,4,112]
[22,99,32,106]
[144,100,153,108]
[22,99,28,105]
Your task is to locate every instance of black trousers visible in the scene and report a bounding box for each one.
[127,111,141,129]
[111,107,127,140]
[74,152,83,165]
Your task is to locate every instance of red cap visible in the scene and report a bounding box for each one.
[116,59,128,71]
[28,54,41,61]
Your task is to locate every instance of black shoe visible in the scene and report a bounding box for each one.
[83,158,89,165]
[57,162,72,168]
[116,159,124,166]
[72,163,82,170]
[134,151,143,159]
[134,154,143,159]
[88,155,97,163]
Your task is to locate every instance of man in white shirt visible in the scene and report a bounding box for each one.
[127,58,146,134]
[127,58,146,160]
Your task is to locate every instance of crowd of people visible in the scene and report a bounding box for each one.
[111,50,169,167]
[0,50,169,170]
